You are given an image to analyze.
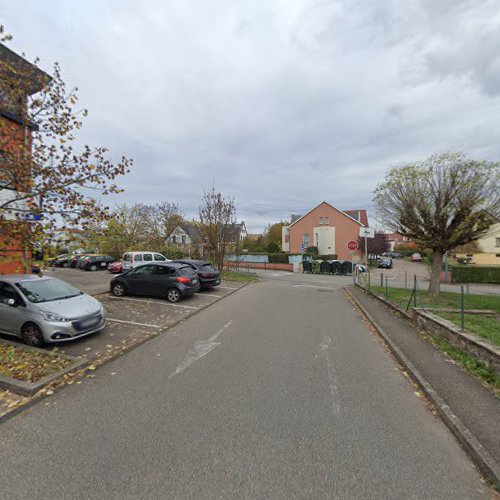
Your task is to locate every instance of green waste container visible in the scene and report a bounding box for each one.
[311,260,322,274]
[341,260,353,275]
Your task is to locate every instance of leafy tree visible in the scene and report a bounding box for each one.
[198,188,236,270]
[361,232,389,256]
[0,29,131,269]
[262,221,286,250]
[267,241,280,253]
[374,153,500,295]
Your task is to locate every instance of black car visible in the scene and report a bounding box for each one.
[81,255,115,271]
[110,262,200,303]
[70,255,88,268]
[378,257,393,269]
[51,255,74,268]
[173,260,221,289]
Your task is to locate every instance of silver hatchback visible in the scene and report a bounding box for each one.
[0,274,105,347]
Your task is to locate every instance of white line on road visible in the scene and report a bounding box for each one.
[294,284,334,290]
[320,336,341,416]
[218,286,237,290]
[107,318,161,328]
[197,293,223,299]
[168,320,233,379]
[107,296,198,309]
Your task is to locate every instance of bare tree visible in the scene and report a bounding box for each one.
[198,188,236,270]
[0,31,131,269]
[374,152,500,296]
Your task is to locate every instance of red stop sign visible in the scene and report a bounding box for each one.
[347,240,359,251]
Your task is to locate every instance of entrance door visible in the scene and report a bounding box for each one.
[313,227,335,255]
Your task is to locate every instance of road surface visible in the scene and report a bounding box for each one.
[0,272,488,498]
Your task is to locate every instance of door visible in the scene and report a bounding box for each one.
[124,265,155,295]
[0,281,26,335]
[148,265,176,296]
[313,227,335,255]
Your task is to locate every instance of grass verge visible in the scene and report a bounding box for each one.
[222,270,259,283]
[0,343,72,383]
[369,285,500,346]
[428,334,500,393]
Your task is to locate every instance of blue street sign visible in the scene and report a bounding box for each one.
[24,213,43,221]
[301,243,305,253]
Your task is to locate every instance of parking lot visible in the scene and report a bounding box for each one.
[34,268,246,362]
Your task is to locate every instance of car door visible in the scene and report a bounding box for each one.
[148,265,177,296]
[0,281,26,336]
[124,265,155,295]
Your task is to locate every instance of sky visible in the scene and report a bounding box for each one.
[2,0,500,232]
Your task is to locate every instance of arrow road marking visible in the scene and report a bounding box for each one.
[168,320,233,379]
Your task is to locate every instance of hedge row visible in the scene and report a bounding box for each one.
[450,265,500,284]
[241,253,339,263]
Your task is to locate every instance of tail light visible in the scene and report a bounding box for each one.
[177,276,191,284]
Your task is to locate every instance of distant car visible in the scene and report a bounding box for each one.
[108,261,123,274]
[356,264,367,273]
[172,259,221,289]
[411,253,422,262]
[110,262,200,303]
[52,255,74,268]
[378,257,393,269]
[80,255,115,271]
[384,251,404,259]
[121,251,170,271]
[0,274,105,346]
[70,254,88,268]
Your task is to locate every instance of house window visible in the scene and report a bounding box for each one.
[303,233,309,247]
[319,217,323,225]
[172,235,176,244]
[182,235,186,244]
[496,238,500,247]
[325,217,329,224]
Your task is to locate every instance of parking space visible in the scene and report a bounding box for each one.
[52,283,244,362]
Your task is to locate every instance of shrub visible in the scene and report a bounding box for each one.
[267,253,289,264]
[317,254,338,260]
[305,246,318,255]
[450,265,500,284]
[267,241,280,253]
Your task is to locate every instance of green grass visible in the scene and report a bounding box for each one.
[222,270,260,283]
[436,313,500,347]
[368,285,500,346]
[429,334,500,391]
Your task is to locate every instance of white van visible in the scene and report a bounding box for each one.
[122,251,170,270]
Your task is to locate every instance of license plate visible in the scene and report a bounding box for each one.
[192,278,198,284]
[79,317,100,329]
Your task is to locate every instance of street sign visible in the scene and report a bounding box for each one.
[347,240,358,251]
[301,243,305,253]
[359,227,375,238]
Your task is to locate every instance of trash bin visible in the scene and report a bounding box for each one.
[330,260,342,275]
[320,261,332,274]
[302,260,312,273]
[341,260,353,275]
[311,260,322,274]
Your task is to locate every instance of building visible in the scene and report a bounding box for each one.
[455,223,500,265]
[166,223,202,246]
[386,233,412,251]
[0,43,49,274]
[282,202,368,260]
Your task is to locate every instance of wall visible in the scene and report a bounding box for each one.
[477,223,500,253]
[288,202,363,260]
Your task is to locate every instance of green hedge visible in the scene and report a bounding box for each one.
[267,253,289,264]
[450,265,500,284]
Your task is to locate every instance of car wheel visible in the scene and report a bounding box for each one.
[21,322,45,347]
[90,264,97,271]
[112,283,126,297]
[166,288,181,303]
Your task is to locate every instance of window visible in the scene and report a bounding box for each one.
[303,233,309,247]
[154,254,165,261]
[154,265,174,275]
[123,253,130,262]
[143,254,153,261]
[172,235,177,244]
[496,238,500,247]
[319,217,323,225]
[0,282,22,304]
[325,217,329,224]
[130,265,154,276]
[182,235,186,244]
[134,254,143,262]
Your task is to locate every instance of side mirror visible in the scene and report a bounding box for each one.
[5,298,17,307]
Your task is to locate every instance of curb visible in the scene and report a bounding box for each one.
[344,287,500,490]
[0,281,249,424]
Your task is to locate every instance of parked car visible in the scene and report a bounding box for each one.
[70,254,88,268]
[108,261,123,274]
[80,255,115,271]
[411,253,422,262]
[0,274,105,346]
[378,257,393,269]
[52,255,74,268]
[172,260,221,289]
[383,252,404,259]
[110,262,199,302]
[122,251,170,271]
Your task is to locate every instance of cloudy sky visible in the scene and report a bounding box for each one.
[2,0,500,231]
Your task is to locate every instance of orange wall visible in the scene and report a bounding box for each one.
[289,202,363,260]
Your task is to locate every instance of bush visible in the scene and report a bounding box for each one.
[317,254,338,260]
[451,265,500,284]
[305,246,318,255]
[267,253,289,264]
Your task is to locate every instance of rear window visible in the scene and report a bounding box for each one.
[180,266,196,276]
[201,263,215,270]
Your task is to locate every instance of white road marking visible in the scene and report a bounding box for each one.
[197,293,223,299]
[168,320,233,379]
[218,286,237,290]
[319,336,341,416]
[294,284,334,290]
[107,318,161,328]
[107,296,197,309]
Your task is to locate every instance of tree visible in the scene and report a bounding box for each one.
[0,30,131,269]
[363,232,389,256]
[262,221,286,251]
[374,153,500,296]
[198,188,236,270]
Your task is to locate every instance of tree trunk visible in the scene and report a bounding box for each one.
[428,250,443,297]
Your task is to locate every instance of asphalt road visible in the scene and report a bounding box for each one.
[0,272,488,499]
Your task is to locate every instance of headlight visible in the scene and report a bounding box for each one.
[40,310,70,322]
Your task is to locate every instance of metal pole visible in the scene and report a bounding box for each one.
[385,276,388,298]
[380,273,383,287]
[461,285,465,331]
[413,275,417,307]
[405,271,407,289]
[352,251,355,286]
[364,235,368,268]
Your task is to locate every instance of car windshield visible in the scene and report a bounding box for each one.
[180,266,196,276]
[16,279,82,304]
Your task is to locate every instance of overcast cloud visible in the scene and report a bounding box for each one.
[2,0,500,231]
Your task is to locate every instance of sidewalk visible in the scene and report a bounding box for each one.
[349,286,500,478]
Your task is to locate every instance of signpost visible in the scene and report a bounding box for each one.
[347,240,359,284]
[359,227,375,267]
